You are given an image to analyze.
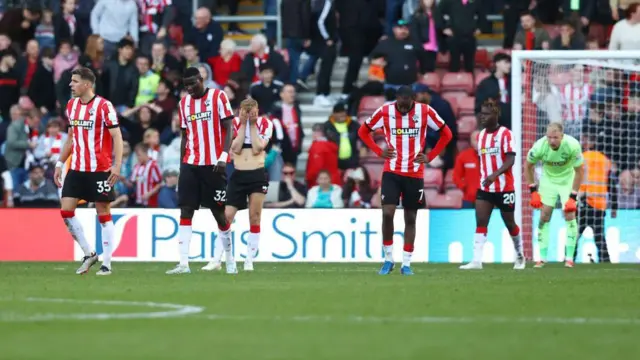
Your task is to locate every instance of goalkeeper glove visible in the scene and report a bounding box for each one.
[529,184,542,209]
[564,191,578,213]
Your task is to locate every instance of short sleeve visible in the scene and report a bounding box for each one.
[179,99,187,129]
[527,138,543,164]
[232,117,240,138]
[259,118,274,141]
[571,140,584,167]
[364,106,385,131]
[151,163,162,183]
[130,166,137,183]
[502,130,515,154]
[426,105,445,131]
[101,101,119,128]
[217,91,234,120]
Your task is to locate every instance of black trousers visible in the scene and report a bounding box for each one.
[502,4,522,49]
[575,200,610,262]
[316,42,337,96]
[448,35,476,73]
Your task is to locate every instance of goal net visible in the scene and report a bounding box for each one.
[512,50,640,264]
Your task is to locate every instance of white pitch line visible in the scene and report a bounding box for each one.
[201,314,640,326]
[0,298,204,322]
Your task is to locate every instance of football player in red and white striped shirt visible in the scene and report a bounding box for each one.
[167,67,236,275]
[53,67,124,276]
[130,144,162,207]
[358,86,453,275]
[460,99,524,270]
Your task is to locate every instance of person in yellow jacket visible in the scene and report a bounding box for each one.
[574,133,618,263]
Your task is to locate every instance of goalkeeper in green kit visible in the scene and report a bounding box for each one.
[525,123,584,268]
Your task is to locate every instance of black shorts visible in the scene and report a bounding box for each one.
[178,163,227,210]
[226,168,268,210]
[61,170,115,203]
[476,189,516,212]
[380,172,425,209]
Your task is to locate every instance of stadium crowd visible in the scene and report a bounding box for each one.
[0,0,639,210]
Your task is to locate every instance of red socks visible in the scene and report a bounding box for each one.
[403,243,414,253]
[250,225,260,233]
[179,218,192,226]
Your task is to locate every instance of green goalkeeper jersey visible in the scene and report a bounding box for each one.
[527,134,584,184]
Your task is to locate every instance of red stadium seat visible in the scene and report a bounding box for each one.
[358,96,386,115]
[474,71,490,89]
[419,72,441,93]
[457,115,478,139]
[436,52,450,68]
[441,91,467,109]
[424,189,463,208]
[362,161,384,187]
[458,95,475,116]
[474,49,490,70]
[424,168,443,189]
[587,23,609,47]
[443,170,456,189]
[442,72,474,94]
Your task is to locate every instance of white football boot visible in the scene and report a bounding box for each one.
[459,262,483,270]
[165,264,191,275]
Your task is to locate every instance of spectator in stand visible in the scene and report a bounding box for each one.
[551,64,591,138]
[532,77,563,137]
[12,164,59,208]
[271,83,304,166]
[281,0,311,85]
[73,0,95,52]
[263,0,278,41]
[19,40,40,94]
[161,129,181,172]
[35,9,55,51]
[336,0,384,98]
[195,62,219,89]
[84,35,105,75]
[370,19,427,91]
[0,33,11,52]
[158,169,179,208]
[0,5,40,51]
[347,57,386,115]
[185,7,223,60]
[149,79,177,127]
[56,54,97,107]
[150,40,180,78]
[618,168,640,208]
[119,105,161,146]
[453,129,480,208]
[143,128,164,163]
[615,88,640,169]
[241,34,288,83]
[309,0,338,107]
[385,0,405,35]
[611,0,638,22]
[439,0,486,73]
[52,39,78,82]
[514,12,551,50]
[160,110,180,145]
[265,162,307,208]
[323,103,360,171]
[551,20,586,49]
[0,154,13,207]
[561,0,594,31]
[342,166,377,208]
[226,0,247,35]
[34,119,66,168]
[103,38,137,111]
[138,0,174,56]
[609,3,640,49]
[305,170,344,208]
[503,0,531,48]
[127,143,162,207]
[134,54,161,106]
[475,53,512,128]
[115,140,134,197]
[53,0,83,50]
[180,42,201,69]
[250,63,284,115]
[4,105,30,179]
[306,123,340,188]
[90,0,139,57]
[0,50,20,122]
[410,0,443,73]
[207,39,242,86]
[27,47,56,116]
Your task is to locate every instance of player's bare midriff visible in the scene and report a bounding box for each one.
[233,147,266,170]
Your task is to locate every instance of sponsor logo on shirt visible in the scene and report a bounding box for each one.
[391,128,420,136]
[480,147,500,155]
[188,111,212,122]
[69,119,94,129]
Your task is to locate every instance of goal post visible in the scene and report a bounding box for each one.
[511,50,640,263]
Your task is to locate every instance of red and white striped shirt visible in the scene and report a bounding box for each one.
[556,83,592,122]
[65,96,119,172]
[365,102,445,178]
[179,88,234,166]
[130,160,162,206]
[476,126,515,193]
[232,116,274,146]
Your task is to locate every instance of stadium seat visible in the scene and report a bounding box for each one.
[362,161,384,187]
[425,189,463,208]
[443,170,456,189]
[442,72,474,94]
[474,49,490,70]
[458,95,475,116]
[441,91,467,109]
[419,72,441,93]
[424,168,443,189]
[436,52,450,68]
[444,95,459,117]
[358,96,385,115]
[457,115,477,139]
[588,24,608,47]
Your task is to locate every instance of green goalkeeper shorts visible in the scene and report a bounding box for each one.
[539,176,573,208]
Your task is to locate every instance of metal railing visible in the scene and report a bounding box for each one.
[193,0,283,49]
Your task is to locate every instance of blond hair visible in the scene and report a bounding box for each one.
[547,122,564,132]
[240,98,259,112]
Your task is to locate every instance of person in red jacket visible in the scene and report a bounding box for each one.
[306,123,341,187]
[453,130,480,208]
[207,39,242,86]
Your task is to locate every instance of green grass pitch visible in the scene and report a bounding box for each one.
[0,263,638,360]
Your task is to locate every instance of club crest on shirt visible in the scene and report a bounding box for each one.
[89,109,95,116]
[204,100,211,106]
[412,114,420,122]
[188,111,212,121]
